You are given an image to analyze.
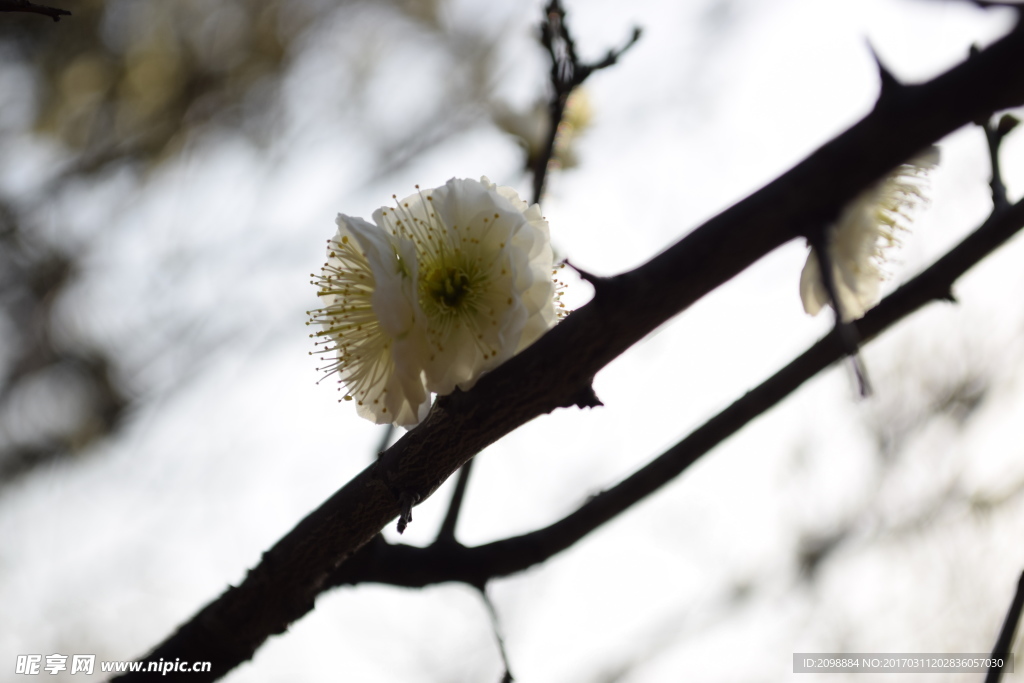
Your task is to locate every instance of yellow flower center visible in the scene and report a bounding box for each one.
[423,266,472,310]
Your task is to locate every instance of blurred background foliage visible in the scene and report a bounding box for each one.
[0,0,509,485]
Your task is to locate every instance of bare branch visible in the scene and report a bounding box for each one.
[532,0,642,203]
[113,21,1024,683]
[328,195,1024,589]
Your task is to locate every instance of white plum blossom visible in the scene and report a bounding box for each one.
[307,216,430,426]
[800,147,940,322]
[377,177,561,394]
[309,177,565,426]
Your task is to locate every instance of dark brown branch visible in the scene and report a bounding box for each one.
[0,0,69,21]
[113,21,1024,683]
[326,196,1024,589]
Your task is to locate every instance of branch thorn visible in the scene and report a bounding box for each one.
[563,259,608,292]
[997,113,1020,137]
[571,384,603,409]
[868,42,902,104]
[396,491,421,534]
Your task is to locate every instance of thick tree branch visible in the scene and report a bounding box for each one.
[326,195,1024,588]
[114,20,1024,682]
[0,0,69,21]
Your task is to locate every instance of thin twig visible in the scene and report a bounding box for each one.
[982,113,1018,213]
[806,230,873,397]
[477,586,514,683]
[985,570,1024,683]
[433,0,623,546]
[435,457,475,544]
[532,0,641,204]
[375,424,394,458]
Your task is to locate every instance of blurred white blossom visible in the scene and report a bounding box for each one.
[800,147,940,322]
[492,90,592,170]
[310,177,564,425]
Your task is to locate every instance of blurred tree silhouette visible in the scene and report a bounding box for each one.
[0,0,502,484]
[0,0,312,481]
